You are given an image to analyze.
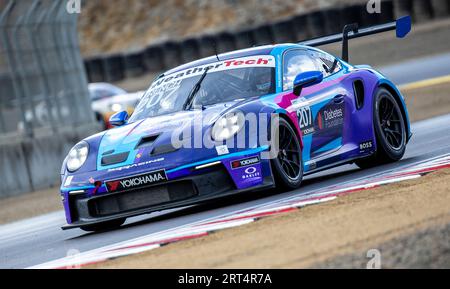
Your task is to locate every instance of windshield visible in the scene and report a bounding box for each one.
[129,55,276,122]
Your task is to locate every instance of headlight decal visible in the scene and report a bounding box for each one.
[66,141,89,172]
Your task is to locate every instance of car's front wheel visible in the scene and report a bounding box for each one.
[271,117,303,190]
[356,88,407,169]
[80,218,126,232]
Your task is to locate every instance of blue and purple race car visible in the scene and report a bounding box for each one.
[61,17,412,231]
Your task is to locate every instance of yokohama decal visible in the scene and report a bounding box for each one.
[106,170,167,192]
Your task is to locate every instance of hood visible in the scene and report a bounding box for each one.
[95,100,244,171]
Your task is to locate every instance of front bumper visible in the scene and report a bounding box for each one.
[62,164,274,230]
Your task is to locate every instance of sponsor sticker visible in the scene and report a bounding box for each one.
[216,145,229,156]
[150,56,276,90]
[297,106,315,136]
[360,141,374,152]
[306,159,317,170]
[242,166,261,180]
[317,103,345,131]
[106,170,167,193]
[107,157,165,172]
[231,156,260,169]
[64,176,73,187]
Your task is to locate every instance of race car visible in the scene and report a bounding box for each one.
[88,82,127,129]
[89,83,144,129]
[60,17,412,231]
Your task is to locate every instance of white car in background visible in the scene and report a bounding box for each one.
[89,83,143,129]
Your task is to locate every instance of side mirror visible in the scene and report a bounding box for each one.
[109,110,129,127]
[293,71,324,96]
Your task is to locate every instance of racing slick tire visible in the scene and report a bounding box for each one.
[271,117,303,190]
[80,218,126,232]
[356,88,407,169]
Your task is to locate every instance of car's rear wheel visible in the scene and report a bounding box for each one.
[80,218,126,232]
[356,88,407,169]
[271,117,303,190]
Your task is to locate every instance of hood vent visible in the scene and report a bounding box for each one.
[151,143,179,156]
[135,135,160,150]
[101,152,129,166]
[102,149,115,156]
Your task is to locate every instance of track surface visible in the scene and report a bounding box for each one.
[380,52,450,85]
[1,55,450,269]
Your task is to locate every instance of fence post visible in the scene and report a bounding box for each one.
[29,0,57,133]
[0,0,31,136]
[162,41,182,70]
[215,32,236,54]
[271,19,296,43]
[123,51,146,78]
[198,35,217,59]
[103,54,125,82]
[252,24,274,46]
[179,38,200,64]
[393,0,413,18]
[234,29,255,49]
[11,0,40,136]
[292,14,309,42]
[306,11,326,38]
[430,0,450,18]
[39,0,66,127]
[412,0,434,22]
[144,45,165,72]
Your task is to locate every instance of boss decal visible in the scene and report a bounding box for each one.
[106,170,167,193]
[359,141,374,151]
[231,156,260,169]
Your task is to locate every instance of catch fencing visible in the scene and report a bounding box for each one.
[0,0,97,197]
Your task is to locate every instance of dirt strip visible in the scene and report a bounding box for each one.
[313,220,450,269]
[89,169,450,268]
[403,81,450,122]
[0,187,61,225]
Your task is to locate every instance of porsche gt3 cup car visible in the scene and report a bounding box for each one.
[60,17,412,231]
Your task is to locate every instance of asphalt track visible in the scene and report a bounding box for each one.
[1,54,450,269]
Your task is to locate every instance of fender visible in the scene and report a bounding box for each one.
[376,78,412,142]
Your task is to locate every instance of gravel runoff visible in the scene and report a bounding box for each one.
[313,220,450,269]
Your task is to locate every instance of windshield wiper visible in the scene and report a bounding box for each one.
[183,67,210,110]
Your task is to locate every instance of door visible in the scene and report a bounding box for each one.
[282,48,350,171]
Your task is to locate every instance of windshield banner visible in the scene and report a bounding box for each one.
[150,55,276,90]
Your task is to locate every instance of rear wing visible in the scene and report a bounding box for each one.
[299,16,412,62]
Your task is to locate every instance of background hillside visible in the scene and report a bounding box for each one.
[78,0,364,56]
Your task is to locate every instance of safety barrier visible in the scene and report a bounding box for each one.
[0,0,98,197]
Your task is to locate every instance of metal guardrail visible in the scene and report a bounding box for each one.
[83,0,450,84]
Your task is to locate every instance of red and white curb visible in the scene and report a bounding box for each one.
[29,154,450,269]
